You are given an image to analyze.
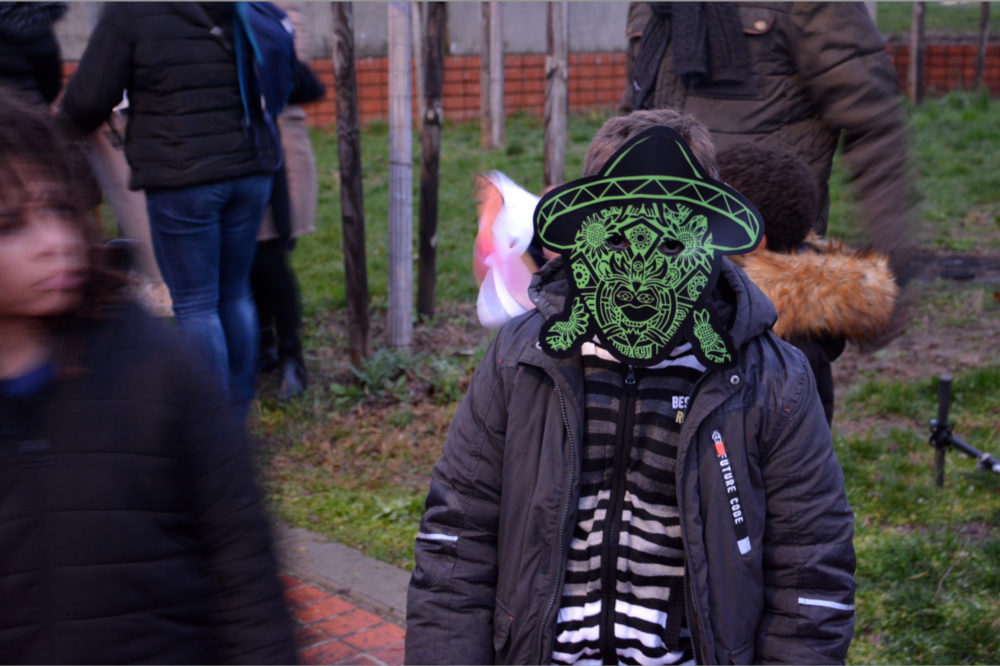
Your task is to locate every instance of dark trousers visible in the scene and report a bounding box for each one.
[250,239,302,361]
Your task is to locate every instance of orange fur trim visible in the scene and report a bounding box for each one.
[738,236,899,343]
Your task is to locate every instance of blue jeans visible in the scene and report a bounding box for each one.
[147,175,272,416]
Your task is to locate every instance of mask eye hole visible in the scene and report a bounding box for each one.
[606,233,629,251]
[659,239,684,256]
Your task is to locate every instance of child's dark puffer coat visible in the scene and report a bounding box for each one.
[406,258,856,665]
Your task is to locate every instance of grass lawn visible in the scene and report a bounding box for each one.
[255,92,1000,664]
[836,365,1000,663]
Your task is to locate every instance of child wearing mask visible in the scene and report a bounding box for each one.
[406,109,856,665]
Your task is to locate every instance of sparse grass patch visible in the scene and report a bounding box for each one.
[269,469,427,569]
[911,92,1000,253]
[254,301,489,567]
[850,528,1000,665]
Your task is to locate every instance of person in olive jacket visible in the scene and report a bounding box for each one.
[622,2,916,287]
[406,109,856,665]
[0,88,296,664]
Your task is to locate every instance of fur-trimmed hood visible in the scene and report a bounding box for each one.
[735,234,898,344]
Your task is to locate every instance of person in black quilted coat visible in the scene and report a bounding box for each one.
[57,3,291,419]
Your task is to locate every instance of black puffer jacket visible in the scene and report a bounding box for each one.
[0,305,296,664]
[59,2,279,191]
[0,2,66,105]
[406,258,856,664]
[623,2,914,280]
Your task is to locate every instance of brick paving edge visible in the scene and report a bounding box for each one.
[271,520,411,627]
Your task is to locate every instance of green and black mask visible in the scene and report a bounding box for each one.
[533,126,762,370]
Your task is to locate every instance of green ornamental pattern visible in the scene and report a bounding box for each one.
[535,129,761,368]
[546,201,725,363]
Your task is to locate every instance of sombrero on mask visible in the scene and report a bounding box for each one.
[532,125,763,368]
[536,125,761,253]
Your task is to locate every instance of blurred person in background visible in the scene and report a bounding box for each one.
[718,142,898,425]
[0,1,172,317]
[79,94,174,318]
[0,87,296,665]
[252,1,325,399]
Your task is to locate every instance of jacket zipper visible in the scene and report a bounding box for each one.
[535,373,579,664]
[683,571,707,665]
[599,364,637,665]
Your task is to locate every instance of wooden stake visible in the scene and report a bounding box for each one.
[479,3,490,149]
[388,2,413,350]
[975,2,990,91]
[488,1,504,148]
[417,2,446,319]
[908,2,925,105]
[332,1,370,365]
[411,2,426,121]
[544,1,569,188]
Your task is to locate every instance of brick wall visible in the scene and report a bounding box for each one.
[886,42,1000,98]
[301,51,626,127]
[300,44,999,128]
[61,44,998,129]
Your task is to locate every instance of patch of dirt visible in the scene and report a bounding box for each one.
[888,521,999,547]
[259,301,493,491]
[831,250,1000,436]
[833,250,1000,388]
[307,300,492,384]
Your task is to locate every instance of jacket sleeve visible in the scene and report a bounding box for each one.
[58,4,133,135]
[755,345,856,664]
[179,368,298,664]
[27,30,63,105]
[288,58,325,105]
[619,2,651,113]
[405,335,508,665]
[786,2,916,279]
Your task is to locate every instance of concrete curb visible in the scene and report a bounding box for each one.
[272,521,410,626]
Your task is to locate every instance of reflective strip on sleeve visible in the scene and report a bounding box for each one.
[416,532,459,542]
[798,596,855,612]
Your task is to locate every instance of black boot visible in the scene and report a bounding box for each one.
[258,343,279,373]
[278,355,308,399]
